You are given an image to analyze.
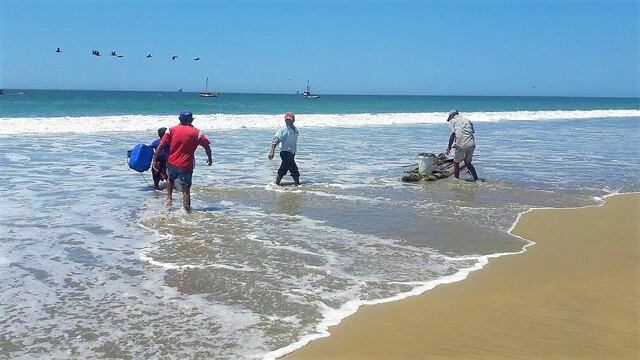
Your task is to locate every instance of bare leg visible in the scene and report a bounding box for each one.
[467,163,479,181]
[152,170,160,190]
[166,179,174,206]
[182,187,191,212]
[453,162,460,179]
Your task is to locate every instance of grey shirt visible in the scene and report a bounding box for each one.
[449,114,476,148]
[272,126,299,154]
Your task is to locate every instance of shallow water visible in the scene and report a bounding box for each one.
[1,117,639,358]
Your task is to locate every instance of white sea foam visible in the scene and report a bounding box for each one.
[4,153,31,162]
[2,109,638,134]
[261,250,514,360]
[263,184,385,203]
[263,192,639,360]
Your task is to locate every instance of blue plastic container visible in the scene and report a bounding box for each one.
[128,144,154,172]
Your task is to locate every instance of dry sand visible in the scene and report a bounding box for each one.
[286,193,640,359]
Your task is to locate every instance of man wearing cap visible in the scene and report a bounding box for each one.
[445,109,479,181]
[268,112,300,186]
[152,111,213,212]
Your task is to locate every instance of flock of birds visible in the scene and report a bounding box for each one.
[55,48,201,61]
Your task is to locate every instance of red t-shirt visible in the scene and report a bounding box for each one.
[160,124,211,172]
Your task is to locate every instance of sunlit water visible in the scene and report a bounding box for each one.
[1,117,639,358]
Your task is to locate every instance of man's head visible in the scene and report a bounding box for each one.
[284,112,295,125]
[158,127,167,138]
[446,109,459,122]
[179,110,194,125]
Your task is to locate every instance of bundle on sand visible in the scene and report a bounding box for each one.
[402,153,466,182]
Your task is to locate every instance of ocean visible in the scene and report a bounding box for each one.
[1,90,639,358]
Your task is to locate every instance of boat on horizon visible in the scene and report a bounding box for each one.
[200,77,218,97]
[302,81,320,99]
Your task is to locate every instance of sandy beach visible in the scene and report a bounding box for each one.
[286,193,640,359]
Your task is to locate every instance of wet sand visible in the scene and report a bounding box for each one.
[286,193,640,359]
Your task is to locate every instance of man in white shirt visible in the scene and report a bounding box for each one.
[268,112,300,186]
[445,109,479,181]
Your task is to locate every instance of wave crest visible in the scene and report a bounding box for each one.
[1,110,638,135]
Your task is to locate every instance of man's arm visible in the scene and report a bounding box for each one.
[269,132,281,160]
[445,132,455,156]
[268,144,277,160]
[202,144,213,166]
[152,143,165,171]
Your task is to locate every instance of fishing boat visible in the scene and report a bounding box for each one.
[200,77,218,97]
[302,81,320,99]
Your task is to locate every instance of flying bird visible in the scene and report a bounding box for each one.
[193,57,200,61]
[55,47,62,53]
[146,54,152,58]
[172,55,178,60]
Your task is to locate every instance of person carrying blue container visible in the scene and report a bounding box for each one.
[150,127,170,189]
[152,111,212,212]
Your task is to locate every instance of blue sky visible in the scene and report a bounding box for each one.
[1,0,638,97]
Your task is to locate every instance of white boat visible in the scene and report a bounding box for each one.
[302,81,320,99]
[200,77,218,97]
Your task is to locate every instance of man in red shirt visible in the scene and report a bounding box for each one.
[152,111,212,212]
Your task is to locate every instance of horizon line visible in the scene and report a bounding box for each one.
[2,88,639,100]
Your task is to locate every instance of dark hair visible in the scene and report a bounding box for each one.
[158,127,167,138]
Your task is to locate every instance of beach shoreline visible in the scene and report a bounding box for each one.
[5,113,638,359]
[283,193,640,359]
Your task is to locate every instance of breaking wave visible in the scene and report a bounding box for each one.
[1,109,639,135]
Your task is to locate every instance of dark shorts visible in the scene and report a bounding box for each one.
[167,163,193,188]
[278,151,299,178]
